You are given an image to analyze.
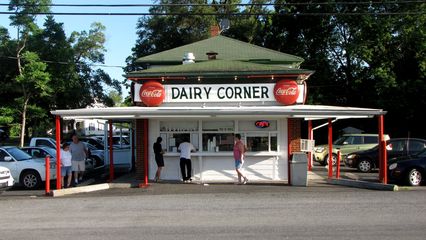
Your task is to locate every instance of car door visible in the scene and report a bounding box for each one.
[0,149,19,180]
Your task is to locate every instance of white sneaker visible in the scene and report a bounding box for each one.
[242,177,248,185]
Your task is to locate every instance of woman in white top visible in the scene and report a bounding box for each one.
[61,143,73,188]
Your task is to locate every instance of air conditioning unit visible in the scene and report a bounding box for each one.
[300,139,315,152]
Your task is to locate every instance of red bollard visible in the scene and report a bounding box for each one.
[45,156,50,195]
[336,151,341,179]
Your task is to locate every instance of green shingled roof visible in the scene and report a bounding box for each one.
[126,59,313,78]
[136,35,304,66]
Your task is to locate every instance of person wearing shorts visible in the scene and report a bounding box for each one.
[69,134,88,186]
[234,134,248,184]
[153,137,165,182]
[61,143,73,188]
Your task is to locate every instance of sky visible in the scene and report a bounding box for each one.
[0,0,154,98]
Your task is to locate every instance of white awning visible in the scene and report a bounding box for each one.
[51,105,386,120]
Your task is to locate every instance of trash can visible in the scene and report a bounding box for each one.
[290,152,308,186]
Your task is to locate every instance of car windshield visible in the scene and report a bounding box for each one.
[6,147,32,161]
[333,136,349,145]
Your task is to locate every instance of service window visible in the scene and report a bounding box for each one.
[202,121,234,152]
[239,120,278,152]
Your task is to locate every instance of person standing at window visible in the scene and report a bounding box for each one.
[234,134,248,184]
[153,137,165,182]
[178,138,196,183]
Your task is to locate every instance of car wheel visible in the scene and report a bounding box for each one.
[324,154,338,166]
[357,159,372,173]
[20,170,42,190]
[407,168,422,186]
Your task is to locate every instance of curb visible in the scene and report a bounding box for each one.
[327,178,399,191]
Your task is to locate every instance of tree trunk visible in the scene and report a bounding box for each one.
[19,98,29,147]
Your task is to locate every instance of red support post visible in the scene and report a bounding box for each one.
[108,121,114,182]
[45,156,50,195]
[379,115,387,184]
[336,151,341,179]
[308,120,313,171]
[328,119,333,178]
[55,116,61,190]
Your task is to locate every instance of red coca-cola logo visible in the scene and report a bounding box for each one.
[139,81,165,107]
[273,80,299,105]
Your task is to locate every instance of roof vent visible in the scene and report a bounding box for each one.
[183,52,195,64]
[206,51,218,60]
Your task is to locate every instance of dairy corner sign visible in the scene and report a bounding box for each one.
[134,80,305,106]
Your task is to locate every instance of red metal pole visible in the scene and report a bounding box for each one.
[378,116,383,181]
[55,116,61,190]
[108,121,114,182]
[143,119,149,186]
[45,156,50,195]
[308,120,313,171]
[379,115,387,184]
[336,151,341,179]
[328,119,333,178]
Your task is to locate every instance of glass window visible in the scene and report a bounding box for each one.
[239,120,277,131]
[202,133,234,152]
[168,133,191,152]
[364,136,378,144]
[160,121,198,132]
[89,123,95,131]
[351,136,362,144]
[408,140,426,152]
[202,121,234,132]
[387,140,405,152]
[0,150,8,161]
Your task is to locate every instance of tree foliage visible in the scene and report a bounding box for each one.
[0,1,123,140]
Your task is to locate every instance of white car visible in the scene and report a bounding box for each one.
[0,146,56,189]
[0,166,14,189]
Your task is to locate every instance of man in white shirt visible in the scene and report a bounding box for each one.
[178,139,196,183]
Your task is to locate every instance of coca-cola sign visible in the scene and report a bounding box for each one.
[273,80,299,105]
[139,81,165,107]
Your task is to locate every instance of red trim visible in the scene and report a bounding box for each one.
[287,119,292,186]
[108,121,115,182]
[308,120,313,171]
[328,119,333,178]
[55,116,61,189]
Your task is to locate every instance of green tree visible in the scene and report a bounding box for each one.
[15,51,51,146]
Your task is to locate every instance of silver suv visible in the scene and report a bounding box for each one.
[314,134,390,166]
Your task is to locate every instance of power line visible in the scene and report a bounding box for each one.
[1,1,425,7]
[2,56,124,68]
[0,11,424,16]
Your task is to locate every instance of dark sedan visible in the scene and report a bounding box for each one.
[388,149,426,186]
[345,138,426,173]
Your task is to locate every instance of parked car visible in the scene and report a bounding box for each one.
[0,146,56,189]
[314,133,390,166]
[345,138,426,173]
[94,135,130,148]
[388,149,426,186]
[22,145,103,175]
[29,137,57,149]
[0,166,14,189]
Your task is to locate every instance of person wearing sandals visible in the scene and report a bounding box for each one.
[153,137,165,182]
[234,134,248,184]
[61,143,73,188]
